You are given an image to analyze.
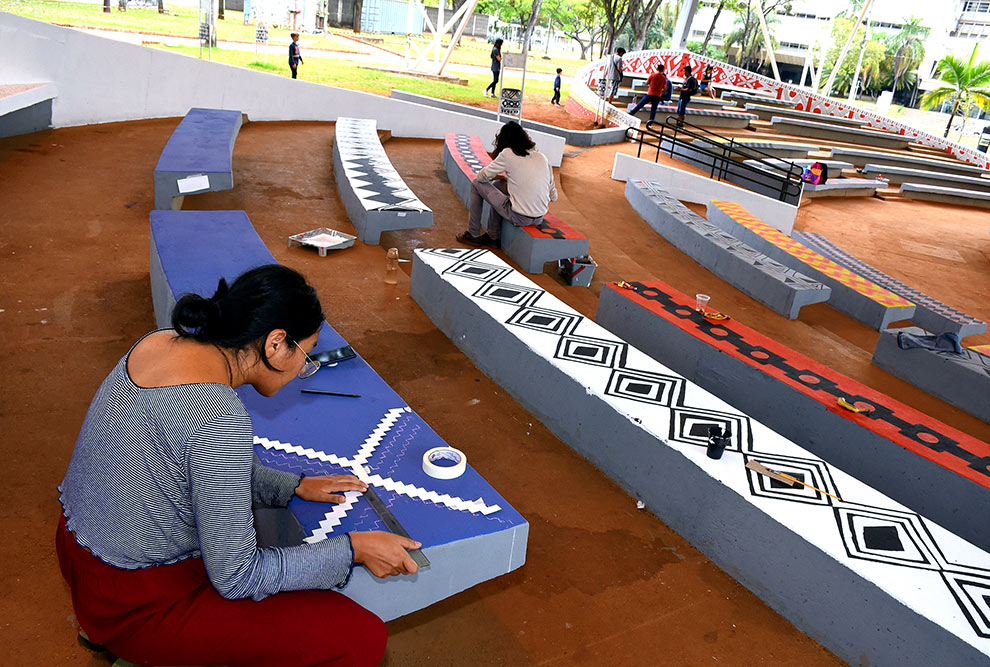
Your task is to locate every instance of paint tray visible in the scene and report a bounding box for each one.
[288,227,357,256]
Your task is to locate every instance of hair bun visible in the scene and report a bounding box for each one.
[172,293,220,335]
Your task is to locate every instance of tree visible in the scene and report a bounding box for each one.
[887,15,927,94]
[700,0,745,57]
[627,0,665,52]
[819,15,887,96]
[555,0,602,59]
[920,43,990,138]
[722,1,787,71]
[599,0,631,54]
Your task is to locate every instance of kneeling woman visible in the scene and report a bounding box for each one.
[57,264,419,666]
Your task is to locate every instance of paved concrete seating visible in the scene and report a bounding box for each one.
[801,177,886,198]
[862,164,990,192]
[873,326,990,423]
[743,103,868,127]
[333,117,433,244]
[722,91,797,108]
[900,183,990,208]
[148,209,528,621]
[411,247,990,667]
[153,108,242,210]
[596,279,990,551]
[0,82,56,138]
[626,179,829,318]
[794,231,987,338]
[627,104,756,129]
[442,133,588,274]
[830,146,990,177]
[707,200,915,329]
[743,157,855,173]
[694,138,819,160]
[770,117,913,150]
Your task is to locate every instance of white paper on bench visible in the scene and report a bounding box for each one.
[416,247,990,657]
[177,174,210,194]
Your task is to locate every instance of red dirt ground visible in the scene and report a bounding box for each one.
[1,117,986,665]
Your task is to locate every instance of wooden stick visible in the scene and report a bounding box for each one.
[745,459,842,501]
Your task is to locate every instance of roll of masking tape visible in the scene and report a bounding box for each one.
[422,446,467,480]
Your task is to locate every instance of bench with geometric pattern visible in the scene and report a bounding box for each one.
[596,278,990,551]
[442,132,588,274]
[706,200,916,329]
[794,231,986,338]
[625,179,830,319]
[333,117,433,244]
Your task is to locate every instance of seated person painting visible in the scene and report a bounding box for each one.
[56,265,420,667]
[456,121,558,247]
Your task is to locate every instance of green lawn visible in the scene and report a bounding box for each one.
[155,43,557,106]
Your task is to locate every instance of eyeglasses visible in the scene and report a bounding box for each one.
[291,339,321,379]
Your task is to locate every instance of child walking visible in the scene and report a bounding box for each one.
[551,68,562,105]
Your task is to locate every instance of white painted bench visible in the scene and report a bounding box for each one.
[333,117,433,244]
[900,183,990,208]
[411,247,990,667]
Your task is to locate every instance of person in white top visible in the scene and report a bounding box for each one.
[457,121,558,247]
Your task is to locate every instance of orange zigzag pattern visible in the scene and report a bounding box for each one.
[711,201,914,308]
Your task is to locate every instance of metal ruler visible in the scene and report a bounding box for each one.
[363,485,431,570]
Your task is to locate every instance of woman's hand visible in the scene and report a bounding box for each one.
[350,531,421,578]
[294,475,368,504]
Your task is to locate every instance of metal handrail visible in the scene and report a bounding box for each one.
[627,117,804,202]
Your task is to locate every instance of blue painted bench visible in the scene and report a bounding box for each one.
[411,246,990,667]
[333,117,433,244]
[873,326,990,424]
[595,279,990,551]
[443,133,589,274]
[625,178,830,319]
[794,231,987,338]
[153,108,243,210]
[148,209,527,621]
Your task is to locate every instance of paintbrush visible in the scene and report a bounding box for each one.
[745,459,841,501]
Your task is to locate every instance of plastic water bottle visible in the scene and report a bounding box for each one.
[384,248,399,285]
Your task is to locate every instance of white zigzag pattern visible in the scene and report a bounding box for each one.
[254,408,501,538]
[304,491,361,543]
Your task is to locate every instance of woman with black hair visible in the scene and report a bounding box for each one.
[56,264,417,666]
[457,120,558,247]
[484,38,504,97]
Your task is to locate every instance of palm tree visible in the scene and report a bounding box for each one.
[887,16,927,93]
[920,43,990,138]
[723,4,781,71]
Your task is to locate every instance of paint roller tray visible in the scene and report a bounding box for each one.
[288,227,357,256]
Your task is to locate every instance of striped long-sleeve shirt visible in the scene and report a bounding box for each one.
[58,341,353,601]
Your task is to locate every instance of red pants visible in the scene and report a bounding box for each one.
[56,514,386,666]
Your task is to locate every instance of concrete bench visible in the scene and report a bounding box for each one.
[794,231,987,338]
[411,247,990,667]
[722,91,797,108]
[596,279,990,551]
[693,138,820,160]
[333,117,433,244]
[873,326,990,424]
[148,209,528,621]
[770,117,913,150]
[626,179,829,318]
[626,104,756,129]
[442,133,588,274]
[706,200,916,329]
[743,103,867,127]
[660,138,804,205]
[801,177,886,198]
[900,183,990,208]
[153,108,243,210]
[0,82,56,138]
[743,158,855,173]
[830,146,990,177]
[862,164,990,192]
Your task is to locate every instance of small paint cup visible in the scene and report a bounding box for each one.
[696,293,711,313]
